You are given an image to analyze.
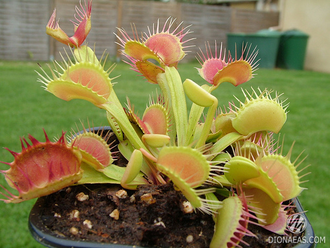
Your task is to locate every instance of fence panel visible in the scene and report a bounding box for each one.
[52,0,118,60]
[231,8,279,33]
[0,0,279,62]
[181,3,232,61]
[0,0,49,61]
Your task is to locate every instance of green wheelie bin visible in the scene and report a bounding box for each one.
[227,29,281,69]
[276,29,309,70]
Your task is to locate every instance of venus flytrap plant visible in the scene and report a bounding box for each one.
[0,131,83,203]
[235,133,308,203]
[183,78,218,148]
[39,35,154,178]
[117,20,192,146]
[140,146,216,211]
[116,18,192,81]
[212,134,309,242]
[0,1,311,247]
[46,0,92,48]
[68,126,147,187]
[231,88,288,136]
[243,187,281,225]
[184,43,258,148]
[70,129,114,171]
[120,149,144,189]
[262,207,290,235]
[210,192,259,248]
[197,42,258,89]
[38,45,114,107]
[157,66,189,146]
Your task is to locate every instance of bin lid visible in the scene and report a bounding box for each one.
[281,29,309,38]
[255,29,282,37]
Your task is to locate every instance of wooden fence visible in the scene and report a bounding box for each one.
[0,0,279,61]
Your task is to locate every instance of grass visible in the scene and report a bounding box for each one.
[0,60,329,247]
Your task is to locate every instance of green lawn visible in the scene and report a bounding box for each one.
[0,60,329,247]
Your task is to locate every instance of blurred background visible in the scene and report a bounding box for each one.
[0,0,329,247]
[1,0,329,73]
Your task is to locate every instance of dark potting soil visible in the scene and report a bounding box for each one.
[32,183,303,248]
[34,183,213,247]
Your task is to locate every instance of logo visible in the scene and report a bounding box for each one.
[287,213,307,234]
